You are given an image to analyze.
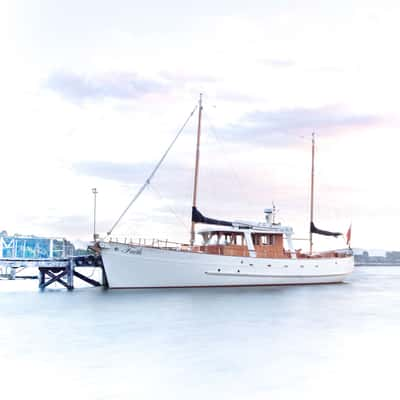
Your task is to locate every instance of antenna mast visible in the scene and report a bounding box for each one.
[309,132,315,255]
[190,94,203,246]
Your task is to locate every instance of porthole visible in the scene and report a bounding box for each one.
[249,263,253,267]
[315,265,319,268]
[300,265,304,268]
[284,265,288,268]
[237,269,240,273]
[217,268,221,272]
[267,264,271,267]
[240,260,244,264]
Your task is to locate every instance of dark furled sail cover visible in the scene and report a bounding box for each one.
[192,207,233,227]
[310,222,341,237]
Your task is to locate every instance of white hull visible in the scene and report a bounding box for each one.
[100,243,354,289]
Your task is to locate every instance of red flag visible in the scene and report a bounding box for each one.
[346,224,352,246]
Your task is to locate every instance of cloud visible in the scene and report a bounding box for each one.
[72,160,194,201]
[72,157,305,213]
[45,71,168,101]
[259,58,296,68]
[45,69,219,102]
[214,90,264,103]
[74,161,154,184]
[159,70,217,84]
[37,215,93,238]
[7,214,94,240]
[219,106,382,144]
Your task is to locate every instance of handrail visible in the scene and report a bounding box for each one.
[106,238,351,258]
[108,238,190,249]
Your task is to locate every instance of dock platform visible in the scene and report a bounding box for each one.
[0,255,107,290]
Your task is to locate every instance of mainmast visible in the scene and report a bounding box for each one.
[190,94,203,245]
[309,132,315,255]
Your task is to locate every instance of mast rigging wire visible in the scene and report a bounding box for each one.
[148,184,189,231]
[203,109,255,209]
[106,104,198,237]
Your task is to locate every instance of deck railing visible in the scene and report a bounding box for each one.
[108,238,352,258]
[109,238,193,251]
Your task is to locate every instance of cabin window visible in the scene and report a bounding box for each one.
[262,235,274,246]
[204,232,245,246]
[252,234,275,246]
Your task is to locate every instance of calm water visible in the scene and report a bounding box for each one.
[1,267,400,400]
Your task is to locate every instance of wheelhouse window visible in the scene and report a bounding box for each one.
[202,232,245,246]
[252,234,275,246]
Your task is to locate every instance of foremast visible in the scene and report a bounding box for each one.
[190,94,203,246]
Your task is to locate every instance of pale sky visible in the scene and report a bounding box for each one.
[1,0,399,250]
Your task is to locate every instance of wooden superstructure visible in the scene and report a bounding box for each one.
[196,229,286,258]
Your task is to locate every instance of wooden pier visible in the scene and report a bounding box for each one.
[1,255,107,290]
[38,255,106,290]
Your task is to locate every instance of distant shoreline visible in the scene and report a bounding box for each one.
[355,263,400,267]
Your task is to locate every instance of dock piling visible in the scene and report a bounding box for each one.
[67,258,74,290]
[36,255,103,291]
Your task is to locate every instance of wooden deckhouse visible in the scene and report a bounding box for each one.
[189,204,296,258]
[197,227,286,258]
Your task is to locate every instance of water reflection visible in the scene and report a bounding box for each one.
[1,267,399,399]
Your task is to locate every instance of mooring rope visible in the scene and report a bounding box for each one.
[106,104,198,237]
